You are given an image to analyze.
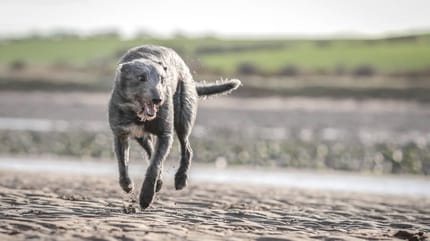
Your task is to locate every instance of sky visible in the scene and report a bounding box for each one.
[1,0,430,38]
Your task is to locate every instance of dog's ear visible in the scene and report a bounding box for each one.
[117,62,133,89]
[118,62,132,75]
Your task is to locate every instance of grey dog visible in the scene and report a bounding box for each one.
[108,45,241,209]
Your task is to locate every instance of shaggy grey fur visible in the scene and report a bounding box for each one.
[108,45,241,209]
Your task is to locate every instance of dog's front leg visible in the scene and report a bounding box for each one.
[113,134,134,193]
[139,132,173,209]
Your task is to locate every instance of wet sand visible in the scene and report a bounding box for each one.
[1,91,430,132]
[1,91,430,148]
[1,169,429,241]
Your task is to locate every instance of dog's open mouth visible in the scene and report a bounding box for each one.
[137,102,158,121]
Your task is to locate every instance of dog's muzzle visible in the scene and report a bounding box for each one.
[137,102,159,121]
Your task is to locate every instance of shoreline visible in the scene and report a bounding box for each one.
[1,156,429,197]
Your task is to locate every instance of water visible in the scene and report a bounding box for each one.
[0,117,106,132]
[0,157,428,197]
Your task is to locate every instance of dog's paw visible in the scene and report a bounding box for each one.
[139,179,156,209]
[155,179,163,193]
[175,172,188,190]
[119,177,134,193]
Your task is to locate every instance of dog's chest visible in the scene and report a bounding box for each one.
[124,123,146,138]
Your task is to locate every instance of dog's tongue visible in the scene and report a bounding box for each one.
[144,103,157,116]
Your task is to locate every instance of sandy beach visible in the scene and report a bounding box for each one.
[0,166,429,241]
[0,92,429,240]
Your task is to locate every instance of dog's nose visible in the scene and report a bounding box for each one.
[152,98,162,105]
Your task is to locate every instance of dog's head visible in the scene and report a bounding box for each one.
[116,59,168,121]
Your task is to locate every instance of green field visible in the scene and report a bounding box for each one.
[200,40,430,74]
[1,34,430,75]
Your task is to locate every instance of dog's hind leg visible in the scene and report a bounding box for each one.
[114,134,134,193]
[135,135,163,192]
[174,80,198,190]
[175,134,193,190]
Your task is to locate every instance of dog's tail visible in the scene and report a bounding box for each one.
[196,79,241,97]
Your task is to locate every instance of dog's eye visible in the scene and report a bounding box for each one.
[138,75,147,82]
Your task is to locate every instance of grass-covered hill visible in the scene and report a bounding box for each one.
[1,33,430,76]
[1,33,430,101]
